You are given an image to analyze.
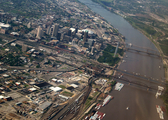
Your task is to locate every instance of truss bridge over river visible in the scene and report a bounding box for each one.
[112,41,168,59]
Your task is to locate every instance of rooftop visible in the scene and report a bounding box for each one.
[38,101,52,110]
[0,22,10,28]
[49,87,62,92]
[34,82,51,88]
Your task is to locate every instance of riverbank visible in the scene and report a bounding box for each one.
[128,21,168,80]
[125,16,168,81]
[89,0,168,81]
[99,84,168,120]
[77,0,167,119]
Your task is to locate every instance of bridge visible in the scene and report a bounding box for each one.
[2,39,16,47]
[114,68,165,83]
[111,41,168,59]
[113,42,160,55]
[14,39,167,86]
[81,56,167,85]
[125,47,160,57]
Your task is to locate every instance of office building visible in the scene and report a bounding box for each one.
[75,27,78,33]
[27,22,31,28]
[52,23,59,37]
[46,25,51,35]
[67,29,71,36]
[111,36,115,41]
[36,26,43,39]
[83,31,88,42]
[88,39,95,47]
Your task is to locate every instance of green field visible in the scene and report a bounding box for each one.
[61,91,74,97]
[58,85,66,89]
[158,40,168,56]
[97,44,123,66]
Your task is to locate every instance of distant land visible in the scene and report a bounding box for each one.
[92,0,168,56]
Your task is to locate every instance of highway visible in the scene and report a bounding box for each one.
[2,39,16,47]
[1,65,78,72]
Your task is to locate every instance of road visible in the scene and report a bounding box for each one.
[13,39,168,85]
[2,65,78,72]
[2,39,16,47]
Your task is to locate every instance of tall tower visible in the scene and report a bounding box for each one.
[36,26,43,39]
[114,42,119,57]
[52,23,59,37]
[67,29,71,36]
[75,27,78,33]
[111,36,115,42]
[83,31,88,42]
[46,26,51,35]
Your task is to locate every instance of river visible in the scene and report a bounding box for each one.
[78,0,167,120]
[79,0,164,80]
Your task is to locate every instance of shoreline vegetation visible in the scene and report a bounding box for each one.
[97,44,123,66]
[90,0,168,77]
[89,0,168,114]
[91,0,163,53]
[92,0,168,79]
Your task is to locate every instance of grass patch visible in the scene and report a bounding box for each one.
[92,91,99,97]
[85,102,92,111]
[24,73,29,76]
[61,91,74,97]
[92,84,101,89]
[59,85,66,89]
[84,98,92,110]
[78,70,83,74]
[61,67,67,69]
[97,44,122,66]
[158,40,168,56]
[24,84,29,88]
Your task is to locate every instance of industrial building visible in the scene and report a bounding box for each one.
[37,101,52,113]
[34,82,51,89]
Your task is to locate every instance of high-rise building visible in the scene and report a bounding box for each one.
[22,45,27,52]
[72,39,76,45]
[36,26,43,39]
[52,23,59,37]
[67,29,71,36]
[91,46,94,54]
[88,39,94,47]
[83,31,88,42]
[76,33,82,39]
[111,36,115,41]
[27,22,31,28]
[57,32,61,40]
[49,27,52,35]
[61,32,65,41]
[46,26,51,35]
[43,24,46,28]
[75,27,78,33]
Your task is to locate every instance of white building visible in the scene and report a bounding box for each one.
[36,26,43,39]
[49,87,62,92]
